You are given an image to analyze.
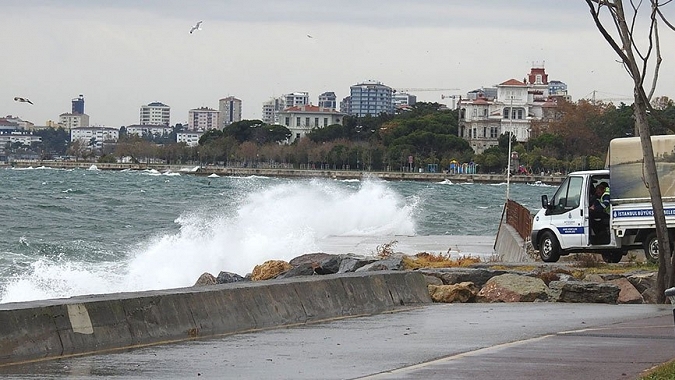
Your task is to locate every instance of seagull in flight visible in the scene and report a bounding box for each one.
[14,96,33,105]
[190,20,203,34]
[307,34,313,38]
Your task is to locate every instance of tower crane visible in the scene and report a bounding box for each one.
[585,90,633,105]
[394,87,460,93]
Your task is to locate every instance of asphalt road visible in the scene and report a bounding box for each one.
[1,303,672,380]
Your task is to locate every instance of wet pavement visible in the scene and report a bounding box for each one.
[1,303,672,379]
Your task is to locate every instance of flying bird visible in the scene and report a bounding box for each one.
[190,20,203,34]
[307,34,313,38]
[14,97,33,105]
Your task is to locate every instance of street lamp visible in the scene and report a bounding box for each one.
[506,96,514,203]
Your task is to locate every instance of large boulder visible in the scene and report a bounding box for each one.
[627,272,658,304]
[355,255,405,272]
[428,282,478,303]
[548,280,620,303]
[476,273,549,302]
[609,277,644,304]
[216,271,246,284]
[251,260,293,281]
[338,256,377,273]
[419,268,510,287]
[194,272,217,287]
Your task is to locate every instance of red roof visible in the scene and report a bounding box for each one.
[499,79,526,86]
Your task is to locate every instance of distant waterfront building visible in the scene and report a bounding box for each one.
[218,96,242,128]
[188,107,219,131]
[176,131,203,146]
[262,97,286,125]
[70,126,119,149]
[3,115,34,130]
[466,87,497,101]
[72,94,85,114]
[348,81,394,117]
[139,102,170,126]
[126,124,173,138]
[339,96,351,115]
[393,92,417,107]
[0,117,20,132]
[285,92,309,108]
[318,92,337,109]
[0,131,42,146]
[458,65,559,154]
[59,113,90,131]
[277,105,346,143]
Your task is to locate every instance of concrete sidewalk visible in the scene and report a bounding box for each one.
[361,312,675,380]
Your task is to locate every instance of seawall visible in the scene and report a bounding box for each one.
[3,160,565,184]
[0,271,431,366]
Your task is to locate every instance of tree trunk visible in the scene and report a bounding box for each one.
[633,88,674,303]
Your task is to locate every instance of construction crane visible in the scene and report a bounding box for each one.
[394,87,460,93]
[585,90,633,105]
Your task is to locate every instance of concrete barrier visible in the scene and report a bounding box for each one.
[0,271,431,366]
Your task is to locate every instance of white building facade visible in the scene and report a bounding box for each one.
[176,131,203,146]
[459,66,559,154]
[0,131,42,146]
[278,105,346,143]
[218,97,242,128]
[188,107,219,131]
[262,97,286,125]
[70,126,119,149]
[139,102,170,126]
[59,113,90,131]
[126,125,173,138]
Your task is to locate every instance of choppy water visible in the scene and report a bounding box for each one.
[0,166,552,303]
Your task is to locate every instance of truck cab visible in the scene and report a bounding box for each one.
[530,170,627,263]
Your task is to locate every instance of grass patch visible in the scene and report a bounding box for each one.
[641,359,675,379]
[403,252,481,270]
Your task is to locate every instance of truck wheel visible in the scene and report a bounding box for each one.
[601,252,622,263]
[643,232,659,264]
[539,231,561,262]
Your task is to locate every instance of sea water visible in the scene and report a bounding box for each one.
[0,167,553,303]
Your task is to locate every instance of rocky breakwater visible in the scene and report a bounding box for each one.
[195,252,658,305]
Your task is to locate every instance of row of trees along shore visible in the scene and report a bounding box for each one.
[27,98,675,174]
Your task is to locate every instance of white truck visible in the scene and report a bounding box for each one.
[530,135,675,263]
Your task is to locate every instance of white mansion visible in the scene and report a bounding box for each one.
[458,66,567,154]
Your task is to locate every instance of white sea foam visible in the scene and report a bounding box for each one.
[0,178,417,302]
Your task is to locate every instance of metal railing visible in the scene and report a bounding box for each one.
[506,199,533,241]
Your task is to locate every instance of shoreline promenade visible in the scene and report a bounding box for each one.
[2,160,565,185]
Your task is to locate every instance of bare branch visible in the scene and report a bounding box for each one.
[656,7,675,30]
[586,0,635,80]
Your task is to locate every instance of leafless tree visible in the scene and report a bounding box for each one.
[586,0,675,302]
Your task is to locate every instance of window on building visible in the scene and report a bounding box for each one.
[296,117,301,126]
[305,117,310,126]
[314,117,319,127]
[324,118,328,127]
[285,117,290,126]
[483,127,487,137]
[503,108,509,119]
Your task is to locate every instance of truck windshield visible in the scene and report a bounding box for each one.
[551,176,583,213]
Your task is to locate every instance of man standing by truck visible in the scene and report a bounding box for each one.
[590,182,611,242]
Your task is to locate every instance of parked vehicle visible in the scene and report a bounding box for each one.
[530,135,675,263]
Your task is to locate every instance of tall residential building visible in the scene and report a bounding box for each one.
[393,93,417,107]
[348,81,394,117]
[218,97,242,128]
[71,94,85,114]
[59,113,90,131]
[188,107,219,131]
[139,102,170,126]
[284,92,309,108]
[339,96,351,115]
[262,97,286,125]
[318,92,337,109]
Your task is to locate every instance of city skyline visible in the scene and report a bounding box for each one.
[3,1,674,128]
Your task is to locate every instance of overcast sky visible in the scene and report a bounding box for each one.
[2,1,674,127]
